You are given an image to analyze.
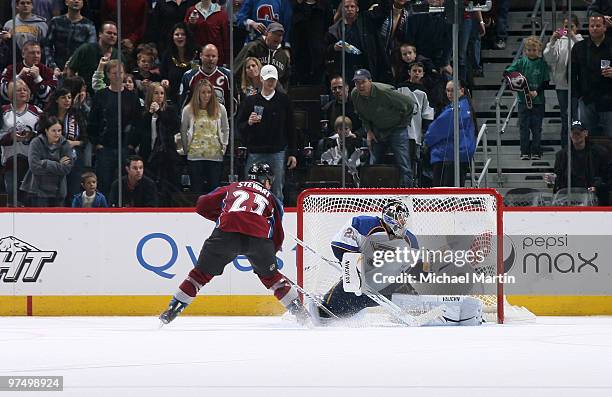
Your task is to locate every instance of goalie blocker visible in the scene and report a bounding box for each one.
[342,251,483,326]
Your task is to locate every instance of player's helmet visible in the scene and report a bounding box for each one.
[247,162,275,186]
[382,200,409,237]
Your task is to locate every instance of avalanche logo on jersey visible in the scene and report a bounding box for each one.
[214,86,225,105]
[0,236,57,282]
[256,5,279,22]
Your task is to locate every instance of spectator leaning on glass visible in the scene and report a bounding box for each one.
[552,120,610,205]
[237,64,296,202]
[322,75,362,138]
[350,68,415,187]
[20,116,74,207]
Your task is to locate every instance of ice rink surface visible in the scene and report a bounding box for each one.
[1,315,612,397]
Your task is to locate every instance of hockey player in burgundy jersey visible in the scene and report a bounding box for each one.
[160,162,310,325]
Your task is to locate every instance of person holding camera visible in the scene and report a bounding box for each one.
[544,14,584,147]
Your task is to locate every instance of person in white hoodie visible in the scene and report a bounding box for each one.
[543,14,584,147]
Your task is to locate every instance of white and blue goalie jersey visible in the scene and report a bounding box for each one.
[330,215,418,261]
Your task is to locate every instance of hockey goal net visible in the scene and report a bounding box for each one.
[297,188,508,324]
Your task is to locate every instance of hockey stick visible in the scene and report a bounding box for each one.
[285,278,339,320]
[288,232,445,327]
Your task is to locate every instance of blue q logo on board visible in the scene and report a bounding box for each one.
[136,233,287,279]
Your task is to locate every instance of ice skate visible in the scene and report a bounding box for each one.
[286,298,314,327]
[159,298,188,325]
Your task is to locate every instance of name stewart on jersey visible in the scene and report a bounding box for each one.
[236,181,271,198]
[195,181,284,251]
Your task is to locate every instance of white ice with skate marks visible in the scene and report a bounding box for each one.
[1,316,611,397]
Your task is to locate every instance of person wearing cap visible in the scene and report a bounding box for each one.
[350,68,416,187]
[236,0,293,45]
[587,1,612,34]
[234,21,291,91]
[236,64,297,202]
[552,120,610,205]
[322,75,362,138]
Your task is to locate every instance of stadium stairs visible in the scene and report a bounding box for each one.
[470,2,589,196]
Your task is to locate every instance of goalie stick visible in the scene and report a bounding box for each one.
[288,232,446,327]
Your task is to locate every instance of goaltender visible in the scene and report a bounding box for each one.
[310,199,484,326]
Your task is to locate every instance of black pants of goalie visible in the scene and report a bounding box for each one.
[320,280,378,318]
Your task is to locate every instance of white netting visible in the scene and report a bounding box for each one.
[298,189,506,323]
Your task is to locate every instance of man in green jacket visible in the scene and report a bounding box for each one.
[351,69,416,187]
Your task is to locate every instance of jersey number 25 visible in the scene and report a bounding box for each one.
[228,190,269,216]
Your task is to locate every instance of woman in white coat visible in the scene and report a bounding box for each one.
[543,14,583,147]
[180,79,229,194]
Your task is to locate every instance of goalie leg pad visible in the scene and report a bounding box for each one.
[459,296,484,326]
[320,280,378,318]
[392,295,483,326]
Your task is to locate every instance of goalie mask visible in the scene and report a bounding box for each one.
[382,200,409,238]
[247,162,275,186]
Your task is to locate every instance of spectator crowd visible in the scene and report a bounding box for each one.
[0,0,610,207]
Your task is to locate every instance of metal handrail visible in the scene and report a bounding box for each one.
[493,0,550,188]
[415,0,492,14]
[471,124,489,187]
[475,123,487,149]
[477,158,492,187]
[500,96,519,134]
[531,0,546,36]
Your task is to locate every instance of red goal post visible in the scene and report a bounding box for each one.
[296,188,505,324]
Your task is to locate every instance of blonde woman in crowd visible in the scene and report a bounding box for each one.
[239,56,262,102]
[180,79,229,194]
